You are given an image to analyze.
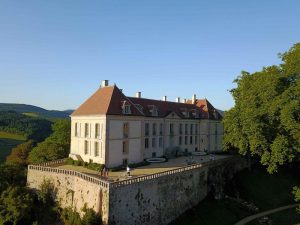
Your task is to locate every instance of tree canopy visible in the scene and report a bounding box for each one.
[6,140,34,166]
[223,43,300,173]
[29,119,71,164]
[0,111,52,142]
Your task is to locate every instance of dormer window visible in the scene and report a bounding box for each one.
[149,105,158,117]
[122,101,131,115]
[192,109,200,118]
[135,104,144,113]
[181,108,188,118]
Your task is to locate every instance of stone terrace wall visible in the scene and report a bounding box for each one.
[108,157,247,225]
[109,166,209,225]
[27,156,247,225]
[27,161,110,224]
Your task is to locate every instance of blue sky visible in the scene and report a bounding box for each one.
[0,0,299,111]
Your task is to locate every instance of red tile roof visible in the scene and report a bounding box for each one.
[71,86,143,117]
[72,85,222,120]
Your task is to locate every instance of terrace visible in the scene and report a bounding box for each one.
[53,154,230,182]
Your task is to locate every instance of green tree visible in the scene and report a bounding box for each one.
[294,187,300,213]
[223,43,300,174]
[6,140,34,166]
[29,119,70,164]
[0,186,33,225]
[0,164,26,193]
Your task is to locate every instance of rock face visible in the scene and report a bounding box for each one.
[27,157,247,225]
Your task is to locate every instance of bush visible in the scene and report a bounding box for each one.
[74,160,83,166]
[65,157,74,165]
[86,163,104,172]
[129,161,150,168]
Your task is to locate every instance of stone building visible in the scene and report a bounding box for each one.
[69,80,223,168]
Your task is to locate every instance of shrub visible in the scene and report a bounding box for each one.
[86,163,104,172]
[74,160,83,166]
[65,157,74,165]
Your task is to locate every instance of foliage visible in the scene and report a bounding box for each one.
[0,103,72,119]
[37,179,57,205]
[293,186,300,213]
[0,138,24,164]
[6,140,34,166]
[223,43,300,173]
[0,163,27,193]
[0,111,52,142]
[29,119,71,164]
[65,158,105,172]
[81,205,102,225]
[60,205,102,225]
[0,186,34,225]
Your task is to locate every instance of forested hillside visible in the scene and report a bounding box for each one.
[0,111,52,142]
[0,103,73,119]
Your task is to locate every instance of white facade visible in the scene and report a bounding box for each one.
[70,114,223,168]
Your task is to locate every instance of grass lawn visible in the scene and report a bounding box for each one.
[0,131,26,164]
[171,165,300,225]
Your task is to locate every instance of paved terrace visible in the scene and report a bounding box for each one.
[55,154,230,182]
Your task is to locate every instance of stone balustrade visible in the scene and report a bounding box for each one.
[28,156,235,189]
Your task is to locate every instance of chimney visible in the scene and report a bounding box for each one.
[162,96,167,101]
[136,91,141,98]
[176,97,181,103]
[192,94,196,104]
[101,80,109,88]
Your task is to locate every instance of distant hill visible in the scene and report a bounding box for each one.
[0,103,73,119]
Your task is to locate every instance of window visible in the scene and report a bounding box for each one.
[100,142,103,157]
[195,136,198,145]
[75,123,78,137]
[94,142,99,156]
[159,137,163,147]
[123,123,129,138]
[145,123,149,136]
[95,123,100,138]
[190,136,193,145]
[179,124,183,135]
[179,136,182,145]
[185,124,188,135]
[123,158,128,166]
[152,152,156,157]
[195,124,198,135]
[190,124,194,135]
[152,123,156,136]
[215,135,218,147]
[122,141,128,154]
[122,101,131,115]
[185,136,188,145]
[85,123,89,138]
[159,123,163,135]
[152,138,156,148]
[170,123,174,135]
[150,106,158,116]
[145,138,149,149]
[215,124,218,134]
[84,140,89,155]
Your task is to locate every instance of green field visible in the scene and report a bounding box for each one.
[22,112,40,117]
[0,131,26,164]
[171,165,300,225]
